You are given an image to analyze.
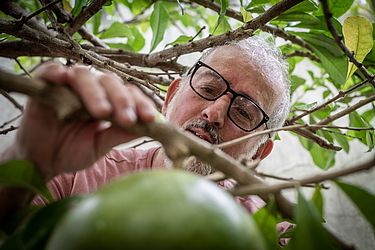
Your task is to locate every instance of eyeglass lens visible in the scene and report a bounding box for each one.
[191,64,264,131]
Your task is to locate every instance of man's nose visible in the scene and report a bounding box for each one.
[201,95,231,128]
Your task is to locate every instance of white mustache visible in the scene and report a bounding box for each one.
[184,119,222,144]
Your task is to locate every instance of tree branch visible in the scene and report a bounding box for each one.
[145,0,304,66]
[217,124,343,151]
[66,0,108,35]
[18,0,62,26]
[320,0,375,88]
[286,50,320,62]
[0,41,186,73]
[315,93,375,128]
[288,79,370,124]
[232,156,375,196]
[0,89,24,112]
[190,0,311,51]
[0,126,19,135]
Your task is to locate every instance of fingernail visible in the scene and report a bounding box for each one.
[124,108,137,123]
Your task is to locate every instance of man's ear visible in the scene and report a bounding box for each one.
[162,78,181,115]
[252,139,273,160]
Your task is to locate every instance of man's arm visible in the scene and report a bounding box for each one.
[0,62,157,222]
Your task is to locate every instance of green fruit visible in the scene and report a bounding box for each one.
[47,170,265,250]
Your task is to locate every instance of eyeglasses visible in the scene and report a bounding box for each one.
[189,60,269,133]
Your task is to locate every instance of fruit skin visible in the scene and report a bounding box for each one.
[47,170,265,250]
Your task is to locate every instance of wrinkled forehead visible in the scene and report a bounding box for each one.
[200,46,281,113]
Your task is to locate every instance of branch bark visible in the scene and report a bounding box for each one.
[66,0,108,35]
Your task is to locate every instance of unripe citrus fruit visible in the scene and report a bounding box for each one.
[47,170,265,250]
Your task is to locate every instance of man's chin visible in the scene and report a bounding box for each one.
[163,156,213,176]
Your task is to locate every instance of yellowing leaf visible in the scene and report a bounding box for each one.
[240,6,252,23]
[343,16,373,87]
[62,0,72,13]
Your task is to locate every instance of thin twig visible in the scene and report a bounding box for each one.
[285,50,320,62]
[254,172,330,189]
[232,156,375,196]
[18,0,62,26]
[0,114,23,129]
[14,58,31,78]
[0,126,18,135]
[66,0,108,35]
[288,79,370,123]
[0,88,24,112]
[189,26,206,42]
[315,93,375,128]
[129,139,156,149]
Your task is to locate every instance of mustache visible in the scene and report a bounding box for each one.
[183,119,223,144]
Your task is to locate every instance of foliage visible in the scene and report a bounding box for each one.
[0,0,375,249]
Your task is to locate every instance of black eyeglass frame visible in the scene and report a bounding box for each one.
[189,60,270,133]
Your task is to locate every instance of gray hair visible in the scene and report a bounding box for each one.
[197,35,291,146]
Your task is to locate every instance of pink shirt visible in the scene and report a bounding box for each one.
[33,147,265,213]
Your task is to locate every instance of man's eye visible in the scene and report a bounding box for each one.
[198,83,220,97]
[238,108,251,119]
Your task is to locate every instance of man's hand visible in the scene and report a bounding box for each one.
[5,62,157,181]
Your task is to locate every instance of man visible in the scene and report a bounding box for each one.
[0,35,290,219]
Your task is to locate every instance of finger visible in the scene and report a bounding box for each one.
[99,73,137,125]
[67,66,112,119]
[128,85,156,122]
[33,62,68,84]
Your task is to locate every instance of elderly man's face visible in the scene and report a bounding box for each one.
[164,46,279,161]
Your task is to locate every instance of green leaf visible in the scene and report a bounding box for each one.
[240,6,252,22]
[128,26,145,52]
[298,135,314,151]
[211,16,231,35]
[107,43,133,52]
[293,32,347,86]
[253,207,278,250]
[287,190,340,250]
[295,16,342,35]
[362,107,375,123]
[91,11,102,35]
[283,0,318,13]
[335,181,375,231]
[309,144,336,170]
[294,32,343,57]
[100,22,132,39]
[348,111,374,150]
[212,0,229,34]
[150,2,169,52]
[293,102,317,111]
[71,0,89,17]
[275,13,320,25]
[315,0,354,18]
[343,16,374,85]
[308,46,346,86]
[21,196,84,249]
[0,160,53,203]
[332,130,350,153]
[310,186,324,219]
[247,0,275,8]
[290,75,306,94]
[165,35,192,47]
